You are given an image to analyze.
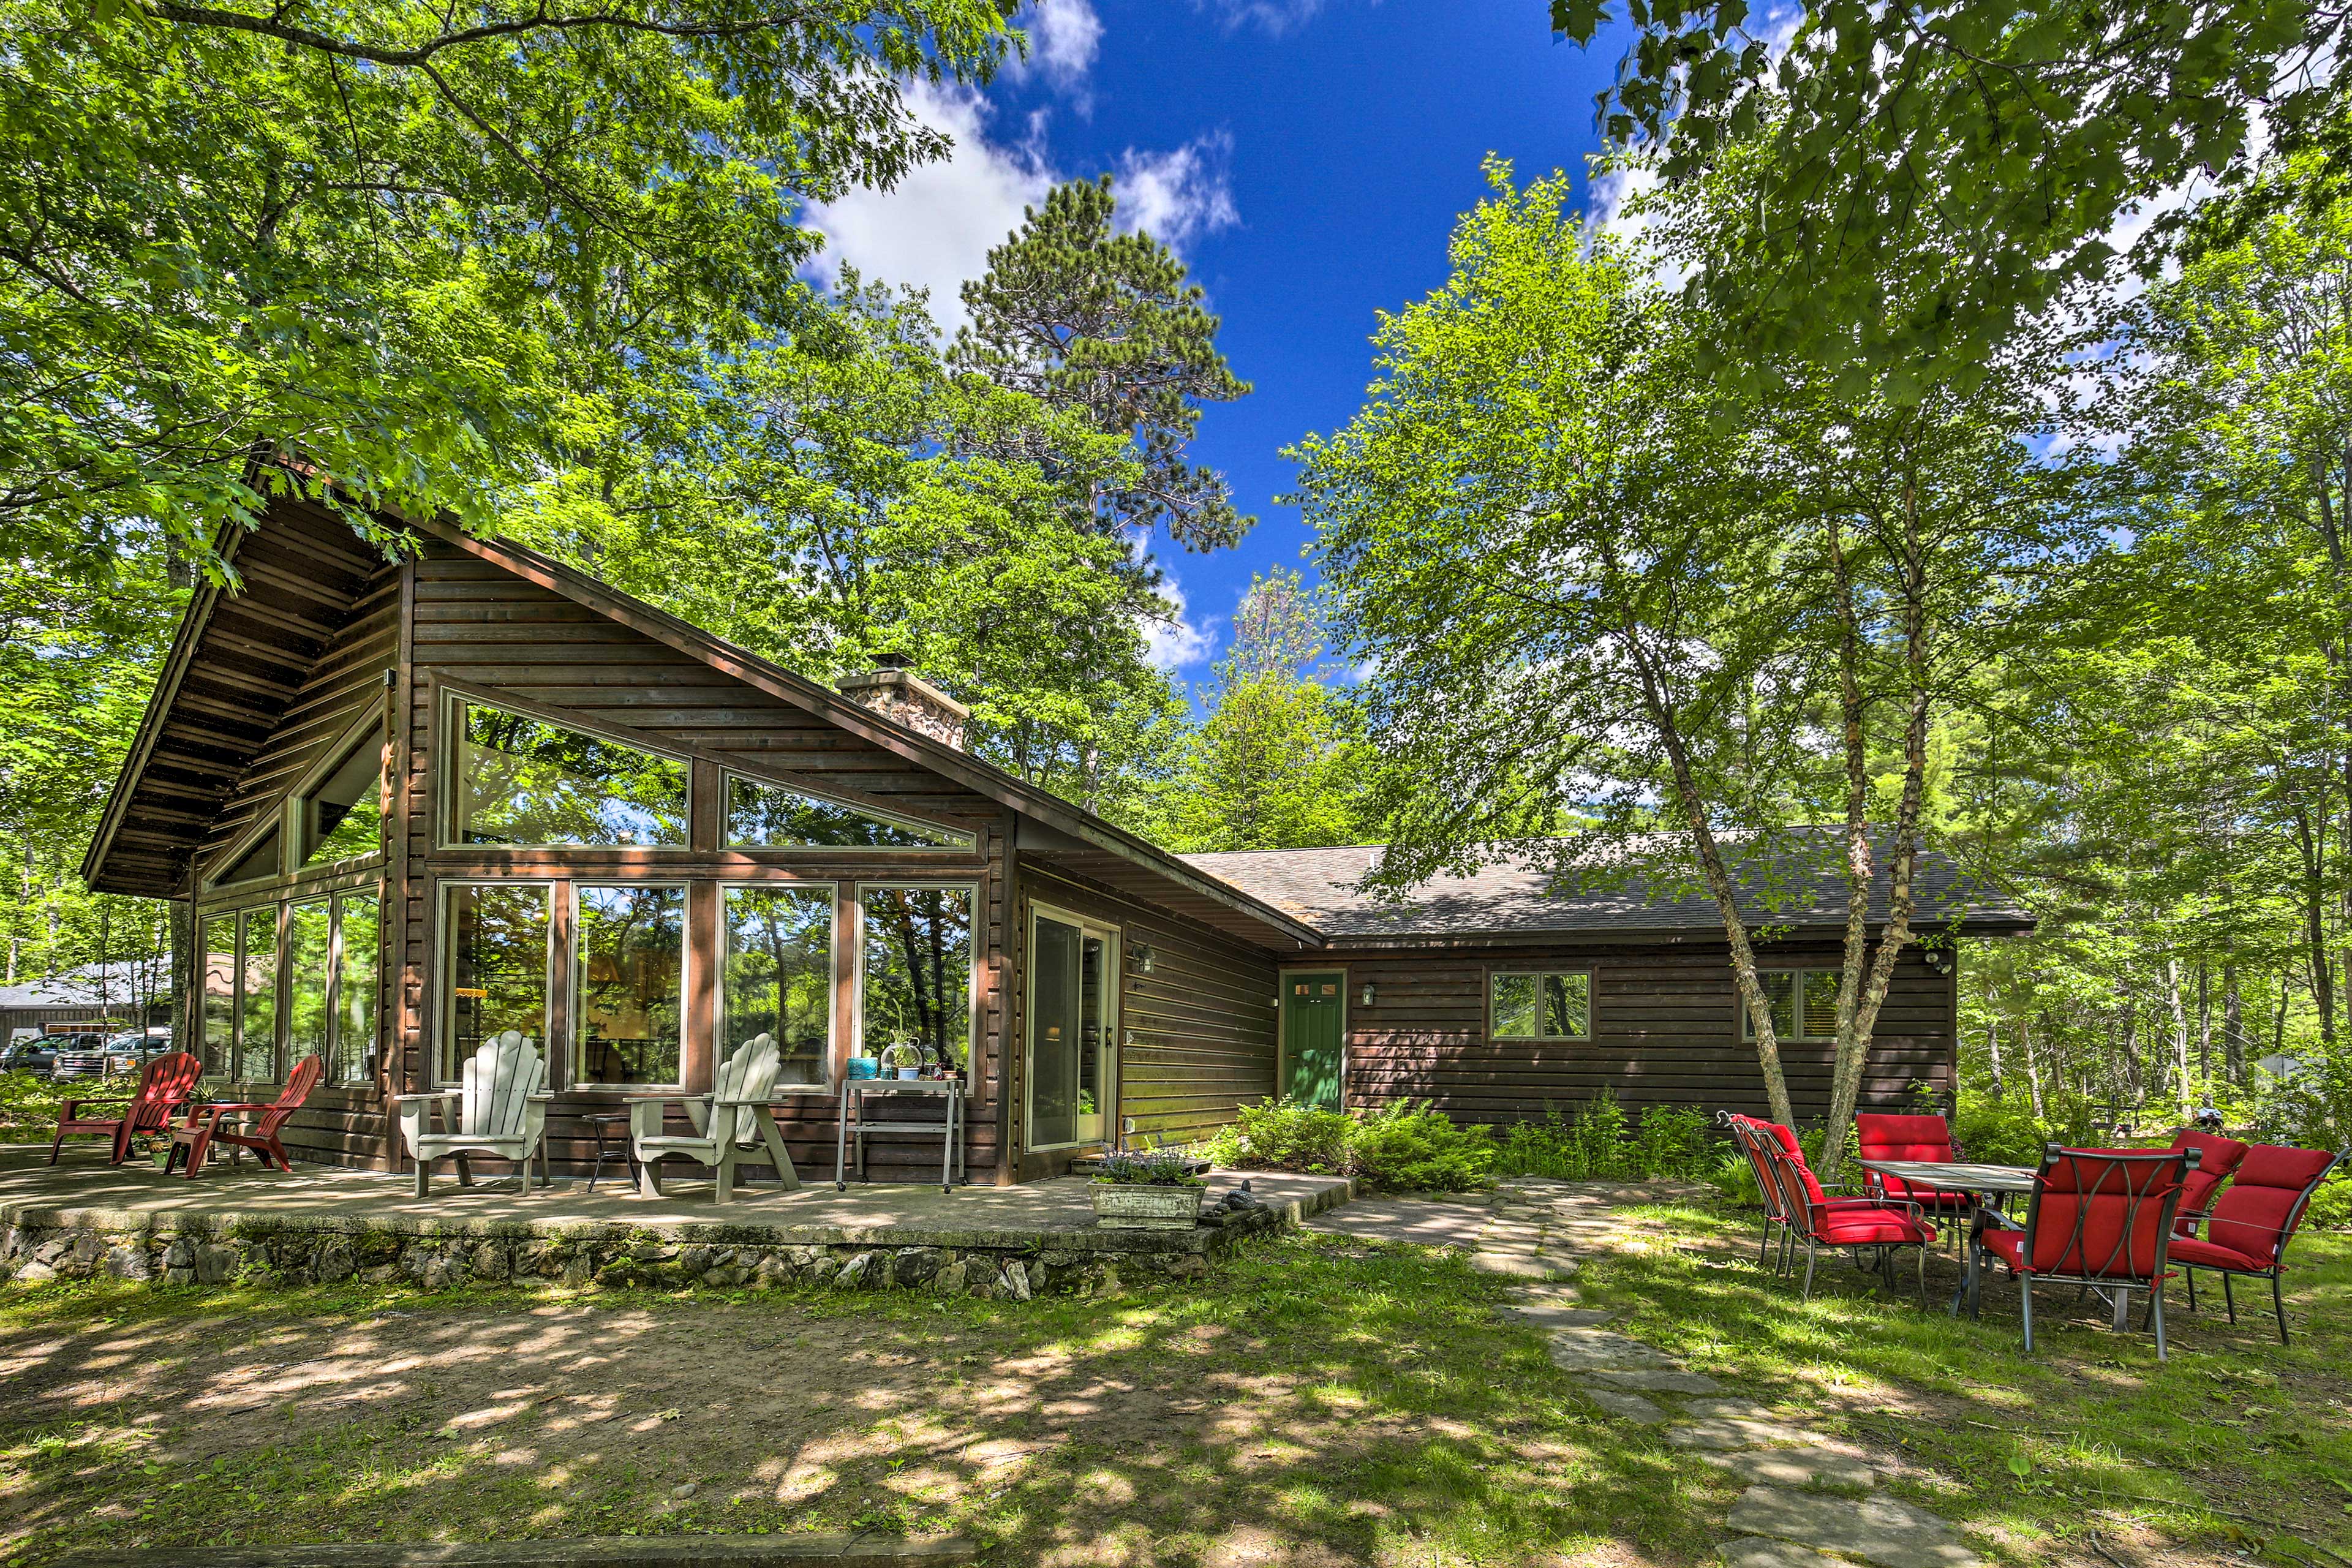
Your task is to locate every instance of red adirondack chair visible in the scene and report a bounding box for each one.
[1978,1144,2195,1359]
[165,1055,324,1178]
[1856,1113,1978,1243]
[2163,1128,2250,1238]
[1758,1123,1938,1301]
[2162,1142,2339,1345]
[50,1051,203,1165]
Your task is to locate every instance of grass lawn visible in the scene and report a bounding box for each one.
[0,1193,2341,1567]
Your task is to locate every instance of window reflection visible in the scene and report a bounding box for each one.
[306,728,385,865]
[239,907,279,1082]
[443,883,550,1080]
[451,701,687,847]
[287,900,331,1066]
[576,885,685,1085]
[727,775,971,850]
[723,886,834,1085]
[861,886,973,1071]
[334,894,379,1083]
[201,915,236,1077]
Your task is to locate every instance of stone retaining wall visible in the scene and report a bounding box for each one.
[0,1208,1282,1298]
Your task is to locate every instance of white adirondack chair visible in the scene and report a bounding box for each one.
[393,1031,552,1197]
[628,1032,804,1203]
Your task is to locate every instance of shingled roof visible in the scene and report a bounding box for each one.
[1179,835,2034,944]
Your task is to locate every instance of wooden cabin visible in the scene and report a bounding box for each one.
[81,496,2032,1183]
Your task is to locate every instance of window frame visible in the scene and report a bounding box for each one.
[329,889,382,1085]
[722,769,977,853]
[569,879,692,1093]
[1022,898,1119,1150]
[858,879,983,1088]
[439,688,693,853]
[434,878,559,1088]
[1487,968,1595,1042]
[1740,967,1843,1042]
[716,879,840,1088]
[203,816,285,893]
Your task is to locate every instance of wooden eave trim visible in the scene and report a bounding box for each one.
[417,520,1326,951]
[81,518,254,893]
[1308,914,2038,952]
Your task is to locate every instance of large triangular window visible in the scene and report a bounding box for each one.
[209,824,282,888]
[303,725,385,867]
[450,699,688,847]
[725,774,972,850]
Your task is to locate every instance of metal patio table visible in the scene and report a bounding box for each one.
[1857,1158,2040,1317]
[835,1077,965,1194]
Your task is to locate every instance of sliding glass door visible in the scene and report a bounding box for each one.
[1027,907,1115,1150]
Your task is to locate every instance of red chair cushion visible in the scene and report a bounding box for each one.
[2165,1235,2267,1273]
[2168,1129,2251,1223]
[2203,1145,2337,1266]
[1874,1177,1976,1209]
[2013,1148,2188,1280]
[1815,1208,1936,1246]
[1980,1227,2026,1269]
[1854,1114,1959,1164]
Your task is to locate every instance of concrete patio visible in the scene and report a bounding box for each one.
[0,1145,1353,1297]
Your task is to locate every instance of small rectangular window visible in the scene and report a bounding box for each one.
[1490,971,1592,1040]
[1744,971,1804,1040]
[1802,970,1841,1038]
[334,892,380,1083]
[443,883,551,1081]
[575,884,686,1086]
[239,906,280,1082]
[450,699,687,847]
[726,774,972,850]
[200,914,236,1077]
[862,885,974,1071]
[287,900,332,1068]
[723,886,835,1086]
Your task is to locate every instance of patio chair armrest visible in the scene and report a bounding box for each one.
[388,1091,461,1104]
[57,1095,132,1118]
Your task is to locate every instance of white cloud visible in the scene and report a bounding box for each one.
[1115,134,1240,249]
[804,82,1053,333]
[1194,0,1335,34]
[807,87,1240,335]
[1144,573,1217,673]
[1009,0,1102,94]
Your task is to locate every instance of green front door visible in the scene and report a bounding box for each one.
[1281,972,1346,1110]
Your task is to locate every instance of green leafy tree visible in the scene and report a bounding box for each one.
[954,176,1254,554]
[1,0,1013,561]
[1155,570,1376,852]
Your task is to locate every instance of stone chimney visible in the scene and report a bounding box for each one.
[835,655,969,750]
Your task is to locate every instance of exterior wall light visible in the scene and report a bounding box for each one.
[1359,982,1376,1007]
[1132,943,1155,975]
[1922,946,1954,976]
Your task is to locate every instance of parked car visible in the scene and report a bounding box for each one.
[49,1033,111,1081]
[1,1036,59,1075]
[100,1028,172,1074]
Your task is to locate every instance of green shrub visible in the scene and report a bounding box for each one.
[1348,1101,1496,1192]
[1629,1102,1714,1179]
[1202,1098,1355,1175]
[1091,1150,1206,1187]
[1495,1090,1721,1182]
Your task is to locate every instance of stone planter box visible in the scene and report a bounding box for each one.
[1091,1182,1204,1231]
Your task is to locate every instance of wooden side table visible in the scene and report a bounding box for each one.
[835,1078,965,1194]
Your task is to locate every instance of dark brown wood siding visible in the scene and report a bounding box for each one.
[1333,940,1956,1122]
[1012,858,1281,1176]
[395,540,1012,1183]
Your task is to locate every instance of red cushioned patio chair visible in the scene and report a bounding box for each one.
[1759,1128,1937,1302]
[164,1054,323,1178]
[2163,1128,2250,1240]
[1978,1144,2195,1359]
[1856,1112,1977,1248]
[49,1051,203,1165]
[2162,1142,2339,1346]
[1721,1112,1798,1273]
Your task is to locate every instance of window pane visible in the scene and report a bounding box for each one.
[727,775,971,850]
[1491,973,1539,1038]
[306,729,384,865]
[576,885,685,1085]
[287,900,331,1068]
[443,883,550,1080]
[1542,972,1590,1039]
[239,907,279,1082]
[861,886,973,1070]
[1744,971,1796,1039]
[215,825,281,887]
[201,914,236,1077]
[723,886,834,1086]
[1802,970,1841,1040]
[451,701,687,847]
[334,894,380,1084]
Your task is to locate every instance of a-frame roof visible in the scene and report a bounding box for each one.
[83,496,1327,952]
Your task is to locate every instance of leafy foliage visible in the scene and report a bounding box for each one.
[1203,1097,1498,1193]
[1091,1150,1207,1188]
[1494,1092,1717,1183]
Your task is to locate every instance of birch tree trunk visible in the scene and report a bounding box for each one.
[2196,960,2211,1084]
[2164,957,2192,1122]
[2223,962,2245,1085]
[2021,1012,2047,1120]
[1985,1019,2005,1099]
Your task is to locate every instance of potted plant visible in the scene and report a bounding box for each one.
[1090,1150,1208,1230]
[880,1041,923,1080]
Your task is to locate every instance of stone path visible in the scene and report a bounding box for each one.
[1472,1178,1983,1568]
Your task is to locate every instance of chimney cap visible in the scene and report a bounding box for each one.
[835,662,969,750]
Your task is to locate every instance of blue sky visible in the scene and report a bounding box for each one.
[807,0,1623,693]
